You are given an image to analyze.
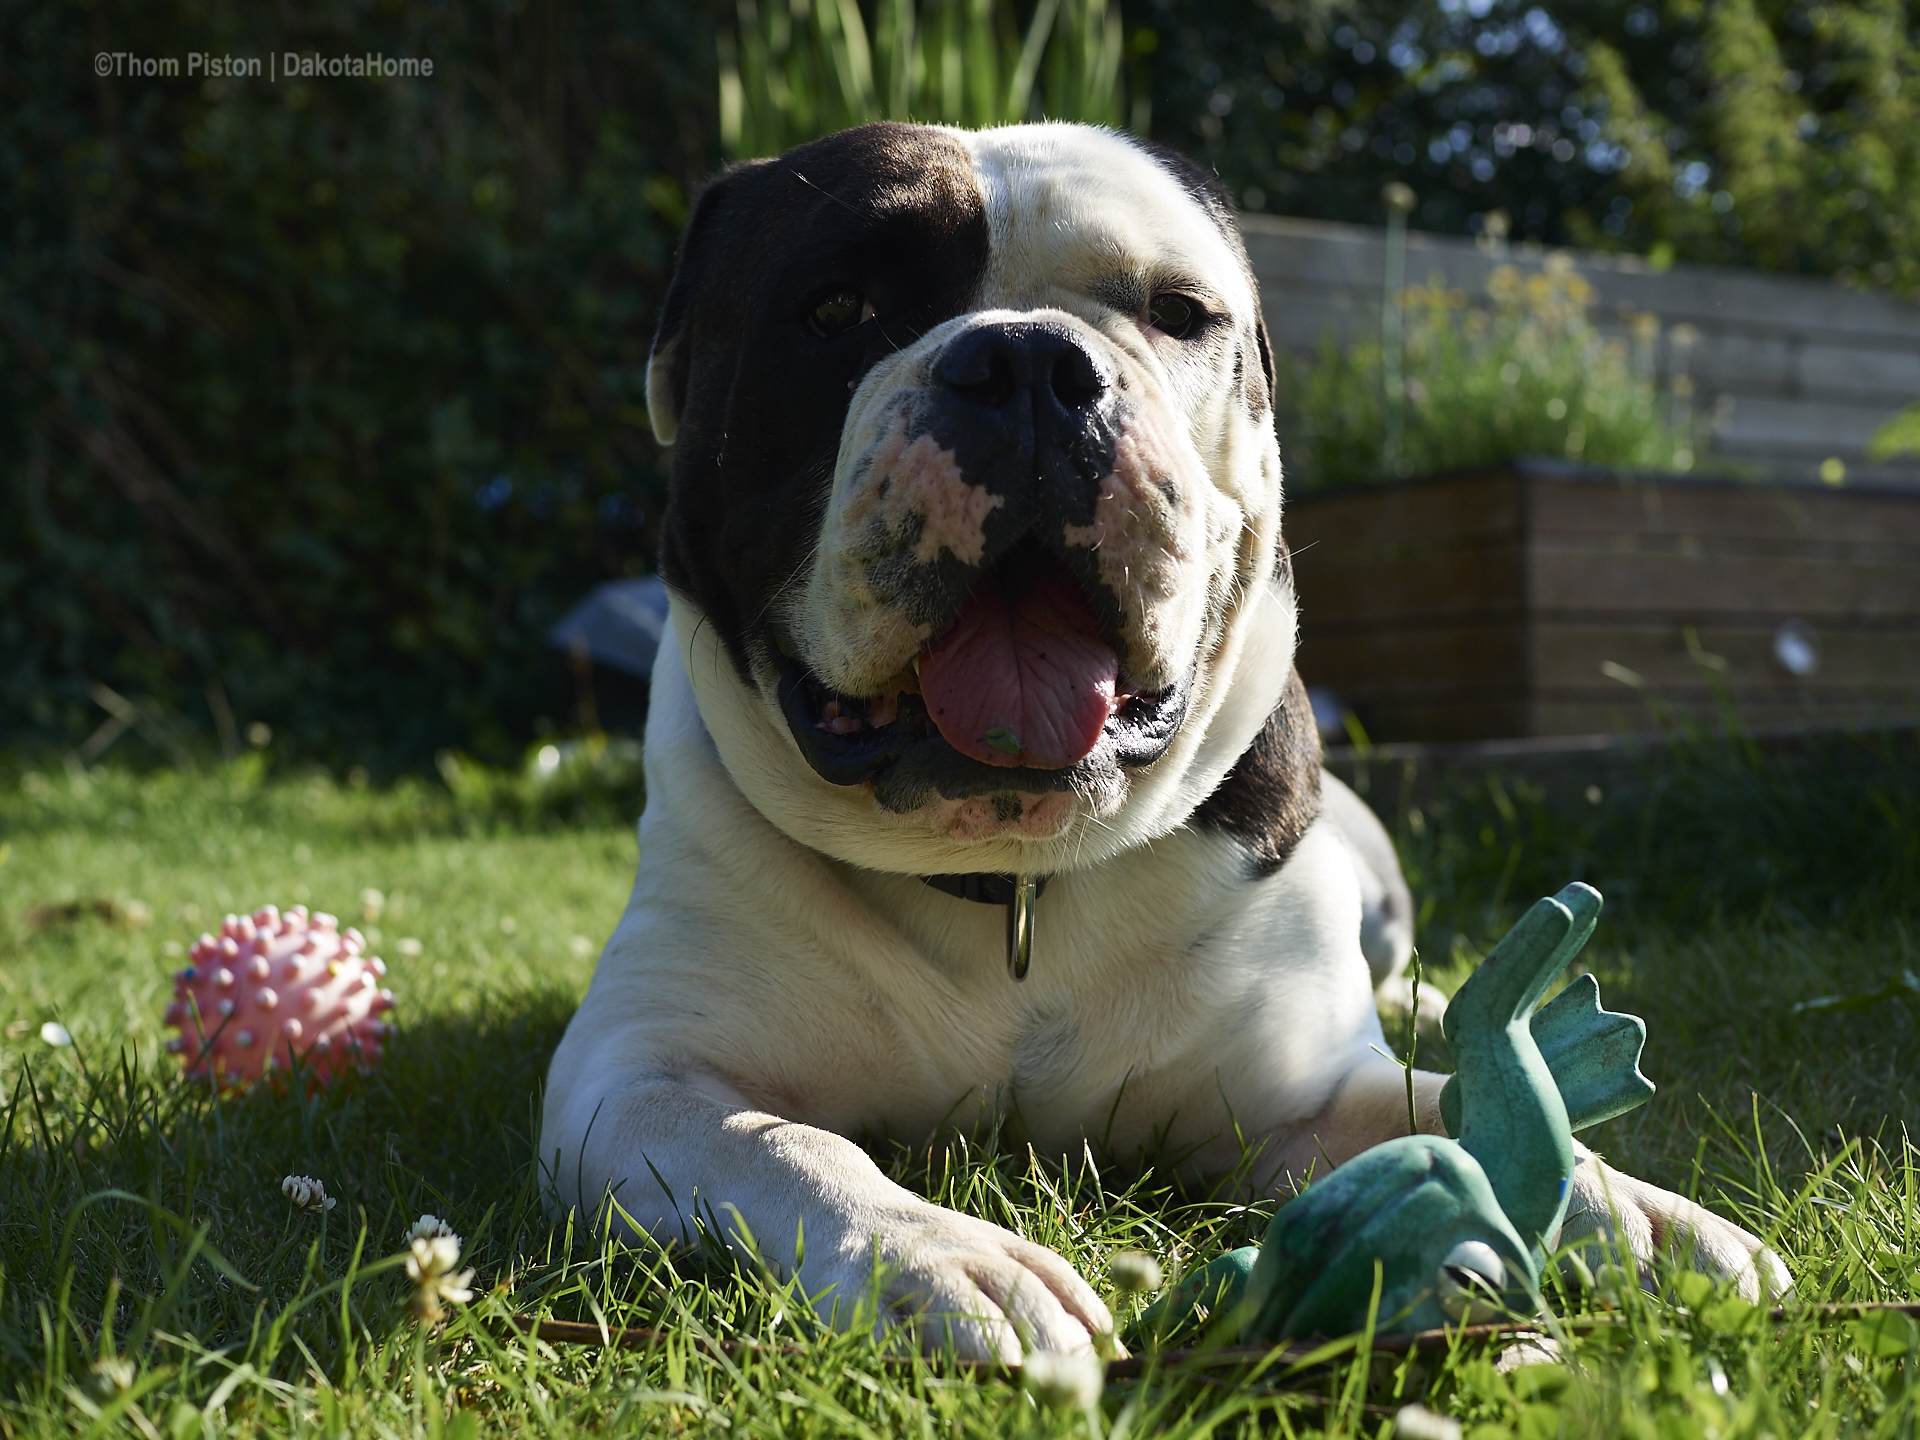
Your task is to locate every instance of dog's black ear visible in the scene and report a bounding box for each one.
[1126,136,1237,226]
[1252,309,1277,415]
[647,163,763,445]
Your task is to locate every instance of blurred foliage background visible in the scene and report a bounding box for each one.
[2,0,714,774]
[1141,0,1920,293]
[4,0,1914,772]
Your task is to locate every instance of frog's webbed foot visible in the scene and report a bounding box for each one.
[1437,885,1655,1139]
[1530,974,1655,1131]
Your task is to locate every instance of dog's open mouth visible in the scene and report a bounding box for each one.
[778,545,1191,808]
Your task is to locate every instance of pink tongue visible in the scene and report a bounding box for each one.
[918,562,1118,769]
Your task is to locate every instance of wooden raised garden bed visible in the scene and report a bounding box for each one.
[1284,460,1920,743]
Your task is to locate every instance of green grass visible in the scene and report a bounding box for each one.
[1,738,1917,1437]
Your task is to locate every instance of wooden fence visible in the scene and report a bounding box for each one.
[1241,214,1920,489]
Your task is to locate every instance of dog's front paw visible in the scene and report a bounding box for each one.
[815,1202,1114,1364]
[1563,1151,1792,1302]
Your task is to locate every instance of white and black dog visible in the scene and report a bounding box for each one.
[542,122,1786,1362]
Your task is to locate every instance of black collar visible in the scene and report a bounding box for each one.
[919,873,1052,906]
[918,873,1051,980]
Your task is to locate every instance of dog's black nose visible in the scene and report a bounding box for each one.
[936,322,1109,419]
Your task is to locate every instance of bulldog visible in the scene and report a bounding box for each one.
[541,121,1786,1361]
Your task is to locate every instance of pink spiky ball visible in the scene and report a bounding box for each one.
[165,904,395,1087]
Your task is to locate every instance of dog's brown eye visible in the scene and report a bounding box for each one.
[809,289,873,337]
[1147,293,1201,339]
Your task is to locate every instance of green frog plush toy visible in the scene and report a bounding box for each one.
[1144,882,1653,1343]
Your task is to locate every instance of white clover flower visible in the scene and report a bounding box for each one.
[281,1174,337,1213]
[406,1234,475,1322]
[406,1213,458,1244]
[86,1356,136,1401]
[1395,1404,1463,1440]
[1021,1346,1105,1412]
[1107,1250,1164,1294]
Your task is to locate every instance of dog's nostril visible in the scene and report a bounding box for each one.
[1049,346,1104,411]
[939,338,1017,408]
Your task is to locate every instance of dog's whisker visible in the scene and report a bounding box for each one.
[785,166,882,224]
[877,320,926,354]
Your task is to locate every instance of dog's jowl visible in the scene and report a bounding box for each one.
[542,122,1787,1364]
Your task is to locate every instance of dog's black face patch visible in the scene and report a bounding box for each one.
[650,125,990,681]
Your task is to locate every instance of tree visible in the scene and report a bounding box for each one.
[1127,0,1647,242]
[1583,0,1919,293]
[1130,0,1920,295]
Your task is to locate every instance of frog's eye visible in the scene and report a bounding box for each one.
[1436,1239,1506,1323]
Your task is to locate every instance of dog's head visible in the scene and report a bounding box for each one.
[648,122,1296,875]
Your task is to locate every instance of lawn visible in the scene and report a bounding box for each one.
[1,730,1916,1438]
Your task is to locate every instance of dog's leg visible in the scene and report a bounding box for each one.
[1253,1051,1447,1188]
[542,1073,1113,1363]
[1561,1144,1793,1302]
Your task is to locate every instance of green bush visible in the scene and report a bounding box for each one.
[1289,256,1692,490]
[1,0,716,774]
